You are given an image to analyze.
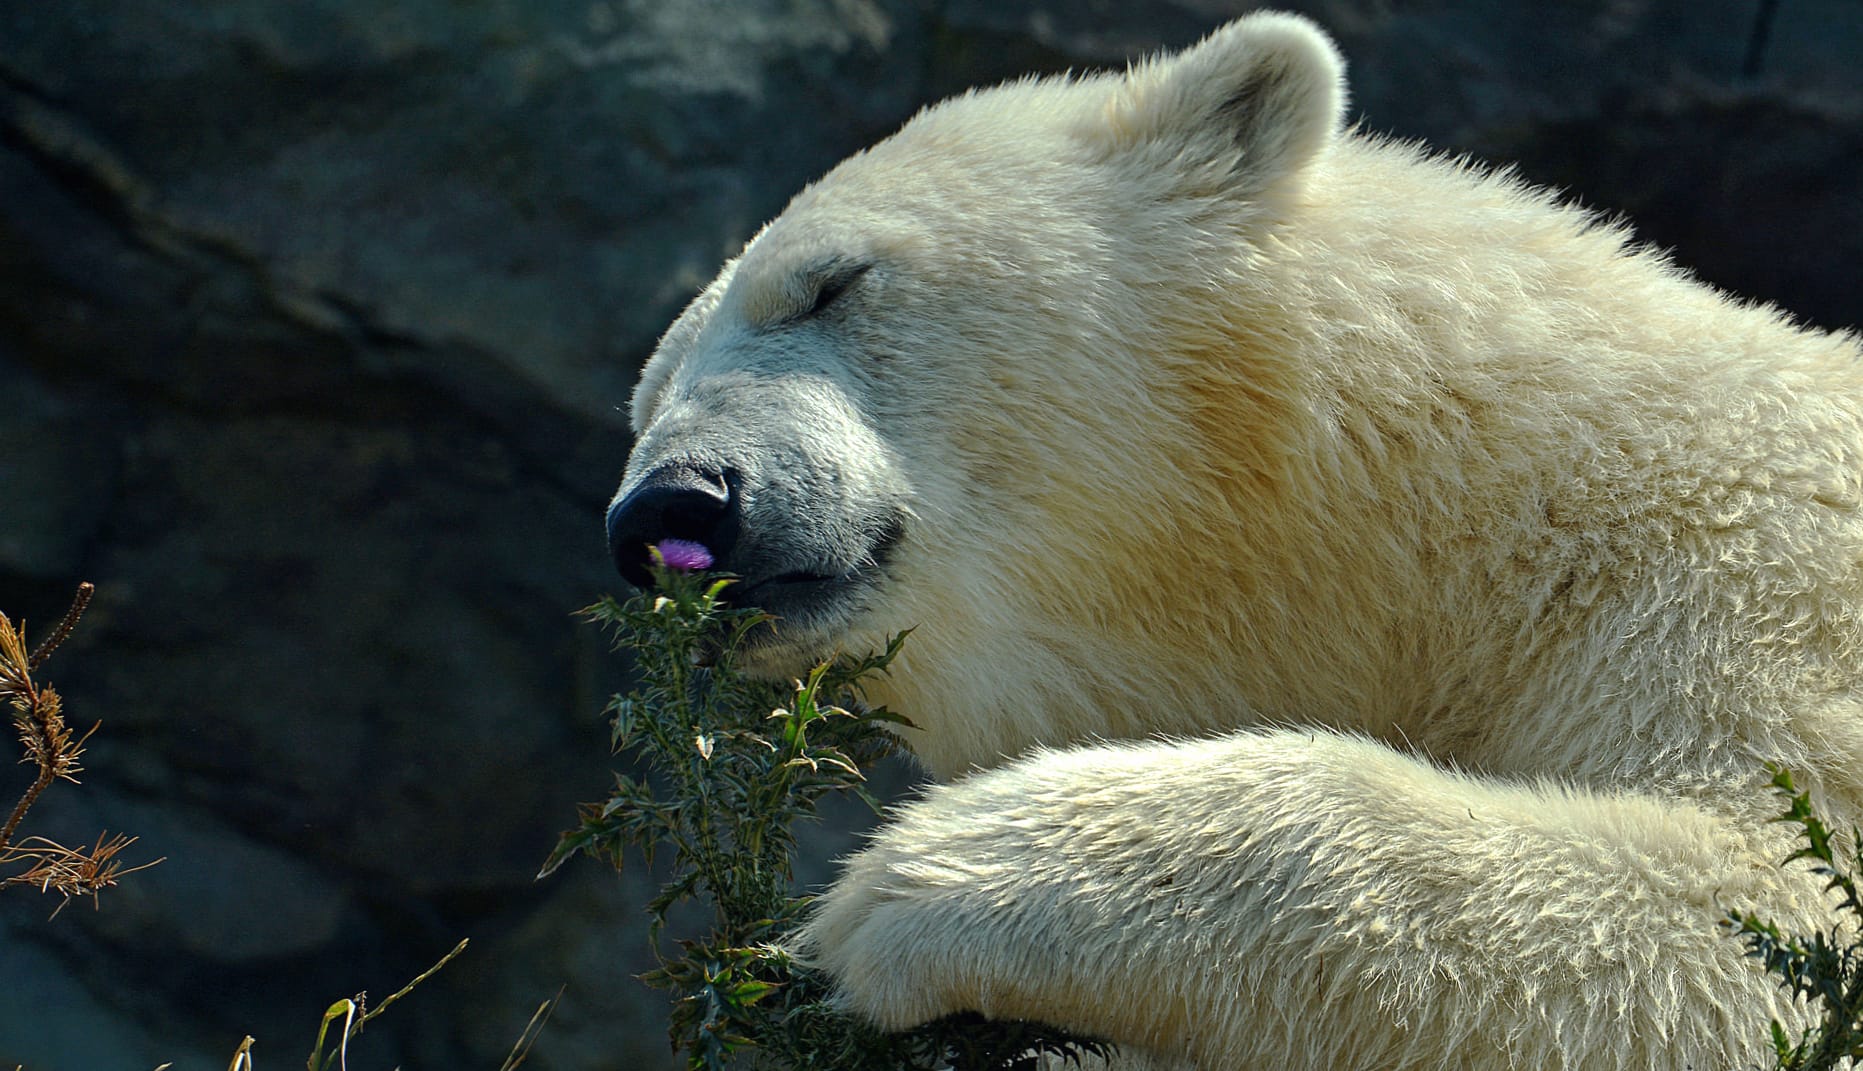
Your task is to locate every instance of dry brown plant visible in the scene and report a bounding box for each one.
[0,582,159,914]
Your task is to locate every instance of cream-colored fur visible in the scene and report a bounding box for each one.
[619,12,1863,1068]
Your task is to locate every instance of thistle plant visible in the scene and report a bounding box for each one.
[1726,766,1863,1070]
[548,542,1109,1070]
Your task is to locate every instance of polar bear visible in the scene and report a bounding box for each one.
[604,12,1863,1069]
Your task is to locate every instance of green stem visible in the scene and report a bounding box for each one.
[1805,961,1863,1068]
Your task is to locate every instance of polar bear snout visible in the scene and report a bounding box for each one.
[605,452,905,653]
[609,355,916,665]
[605,462,739,589]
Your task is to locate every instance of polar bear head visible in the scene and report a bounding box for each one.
[608,13,1347,772]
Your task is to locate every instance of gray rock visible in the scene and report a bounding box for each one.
[26,789,352,965]
[0,924,203,1071]
[0,362,119,579]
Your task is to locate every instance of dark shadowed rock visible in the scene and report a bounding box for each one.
[0,361,120,579]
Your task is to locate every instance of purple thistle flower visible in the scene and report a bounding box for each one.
[654,539,714,572]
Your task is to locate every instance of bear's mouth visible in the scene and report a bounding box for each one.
[727,518,904,666]
[736,570,853,615]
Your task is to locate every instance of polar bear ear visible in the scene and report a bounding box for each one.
[1100,12,1346,200]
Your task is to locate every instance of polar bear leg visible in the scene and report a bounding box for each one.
[801,730,1812,1070]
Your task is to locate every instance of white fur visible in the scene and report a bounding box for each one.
[624,12,1863,1068]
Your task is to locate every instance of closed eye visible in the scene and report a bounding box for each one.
[798,260,873,320]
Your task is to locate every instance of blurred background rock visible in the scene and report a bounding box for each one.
[0,1,1856,1067]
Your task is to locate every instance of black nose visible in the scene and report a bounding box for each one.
[605,463,737,588]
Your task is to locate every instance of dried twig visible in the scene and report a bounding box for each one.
[1,583,156,907]
[0,831,164,916]
[0,586,90,849]
[27,581,93,671]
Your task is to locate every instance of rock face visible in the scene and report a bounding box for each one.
[0,2,1856,1067]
